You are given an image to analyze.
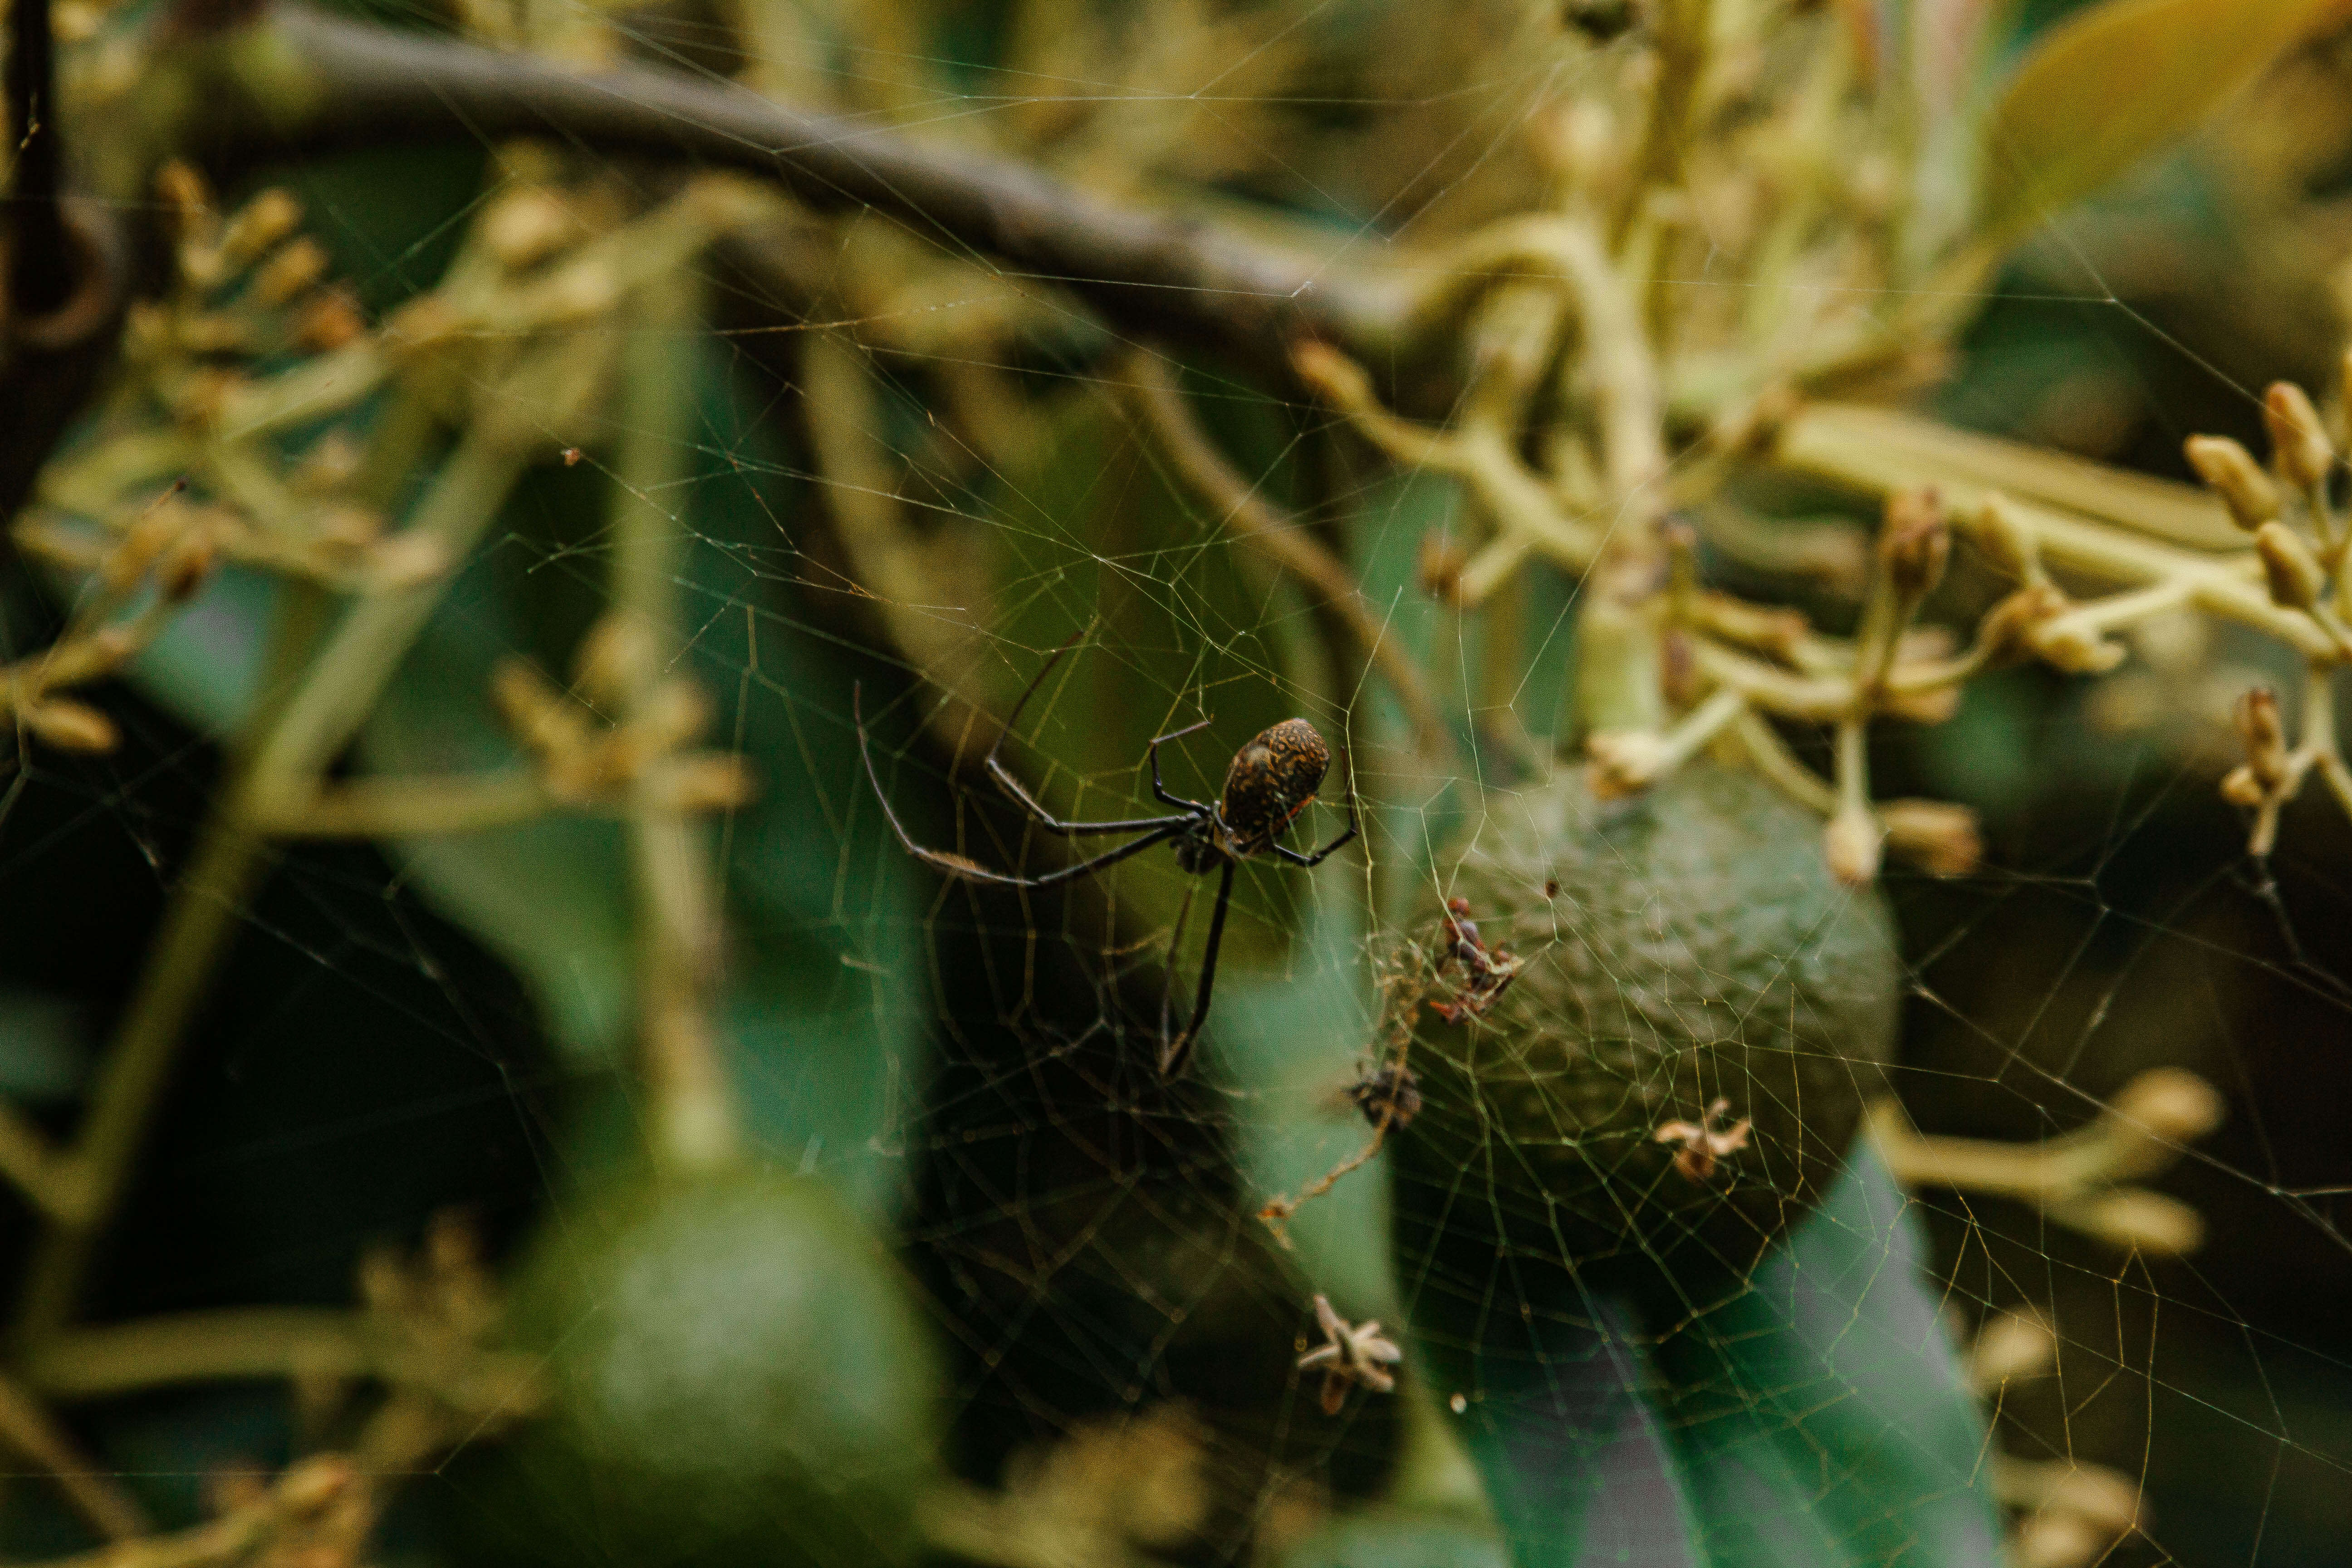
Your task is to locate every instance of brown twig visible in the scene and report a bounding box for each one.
[1117,351,1452,764]
[107,5,1402,377]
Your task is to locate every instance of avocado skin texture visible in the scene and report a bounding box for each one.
[1391,764,1900,1319]
[501,1171,941,1568]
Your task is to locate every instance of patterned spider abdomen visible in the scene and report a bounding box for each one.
[1220,718,1329,853]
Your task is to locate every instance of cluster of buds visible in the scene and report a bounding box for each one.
[1869,1068,2225,1256]
[2184,372,2352,855]
[491,613,756,817]
[0,484,220,755]
[1954,1309,2145,1568]
[131,164,364,379]
[1960,497,2135,677]
[345,1208,539,1438]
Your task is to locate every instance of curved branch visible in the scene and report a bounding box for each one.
[1117,352,1453,764]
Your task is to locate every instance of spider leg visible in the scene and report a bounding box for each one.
[975,637,1196,836]
[1147,719,1215,811]
[855,682,1185,888]
[1158,858,1235,1079]
[1273,819,1357,867]
[1271,750,1362,867]
[1157,879,1200,1043]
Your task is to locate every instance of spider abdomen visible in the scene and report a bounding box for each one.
[1220,717,1330,852]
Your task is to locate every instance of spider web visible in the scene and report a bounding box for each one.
[0,2,2347,1566]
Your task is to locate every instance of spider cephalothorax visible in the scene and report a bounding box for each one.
[855,642,1356,1078]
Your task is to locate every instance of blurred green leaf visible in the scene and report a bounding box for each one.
[1401,1144,1999,1568]
[1212,881,1389,1312]
[1972,0,2337,253]
[1646,1142,2002,1567]
[0,984,90,1103]
[1282,1506,1513,1568]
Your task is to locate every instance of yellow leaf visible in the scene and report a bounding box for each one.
[1973,0,2340,251]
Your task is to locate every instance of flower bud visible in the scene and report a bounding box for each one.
[157,532,219,603]
[1967,495,2040,583]
[1585,730,1669,799]
[2046,1186,2204,1256]
[2026,617,2127,675]
[573,612,656,707]
[2219,764,2268,808]
[482,188,582,270]
[1968,1310,2056,1392]
[2111,1066,2224,1141]
[219,189,304,269]
[1879,488,1950,602]
[103,505,184,590]
[1881,798,1981,877]
[1416,530,1469,604]
[22,699,119,753]
[2264,382,2334,490]
[1823,802,1883,887]
[2183,435,2279,529]
[251,237,331,308]
[2233,686,2290,789]
[2254,520,2326,611]
[363,531,450,590]
[294,289,366,353]
[637,677,715,751]
[276,1455,358,1518]
[666,755,759,812]
[491,658,589,758]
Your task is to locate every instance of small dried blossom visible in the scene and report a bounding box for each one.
[1653,1098,1752,1182]
[1348,1062,1422,1132]
[1297,1294,1402,1415]
[1429,896,1524,1023]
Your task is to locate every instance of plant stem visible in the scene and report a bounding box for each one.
[609,276,740,1174]
[15,432,531,1340]
[0,1367,150,1539]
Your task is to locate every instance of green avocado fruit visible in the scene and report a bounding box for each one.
[501,1170,942,1568]
[1390,764,1901,1317]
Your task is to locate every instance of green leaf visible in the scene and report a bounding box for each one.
[1972,0,2338,251]
[1212,881,1390,1312]
[1646,1141,2002,1567]
[1399,1143,2000,1568]
[1282,1506,1513,1568]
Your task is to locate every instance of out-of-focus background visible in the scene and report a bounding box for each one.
[0,1,2347,1566]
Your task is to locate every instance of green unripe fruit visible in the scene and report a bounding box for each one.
[1390,764,1900,1315]
[504,1170,942,1568]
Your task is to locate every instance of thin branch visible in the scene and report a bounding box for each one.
[25,1456,358,1568]
[0,1369,150,1540]
[252,773,552,837]
[18,1307,538,1405]
[608,273,740,1173]
[1117,352,1452,764]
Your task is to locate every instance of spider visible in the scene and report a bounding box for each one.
[854,643,1358,1078]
